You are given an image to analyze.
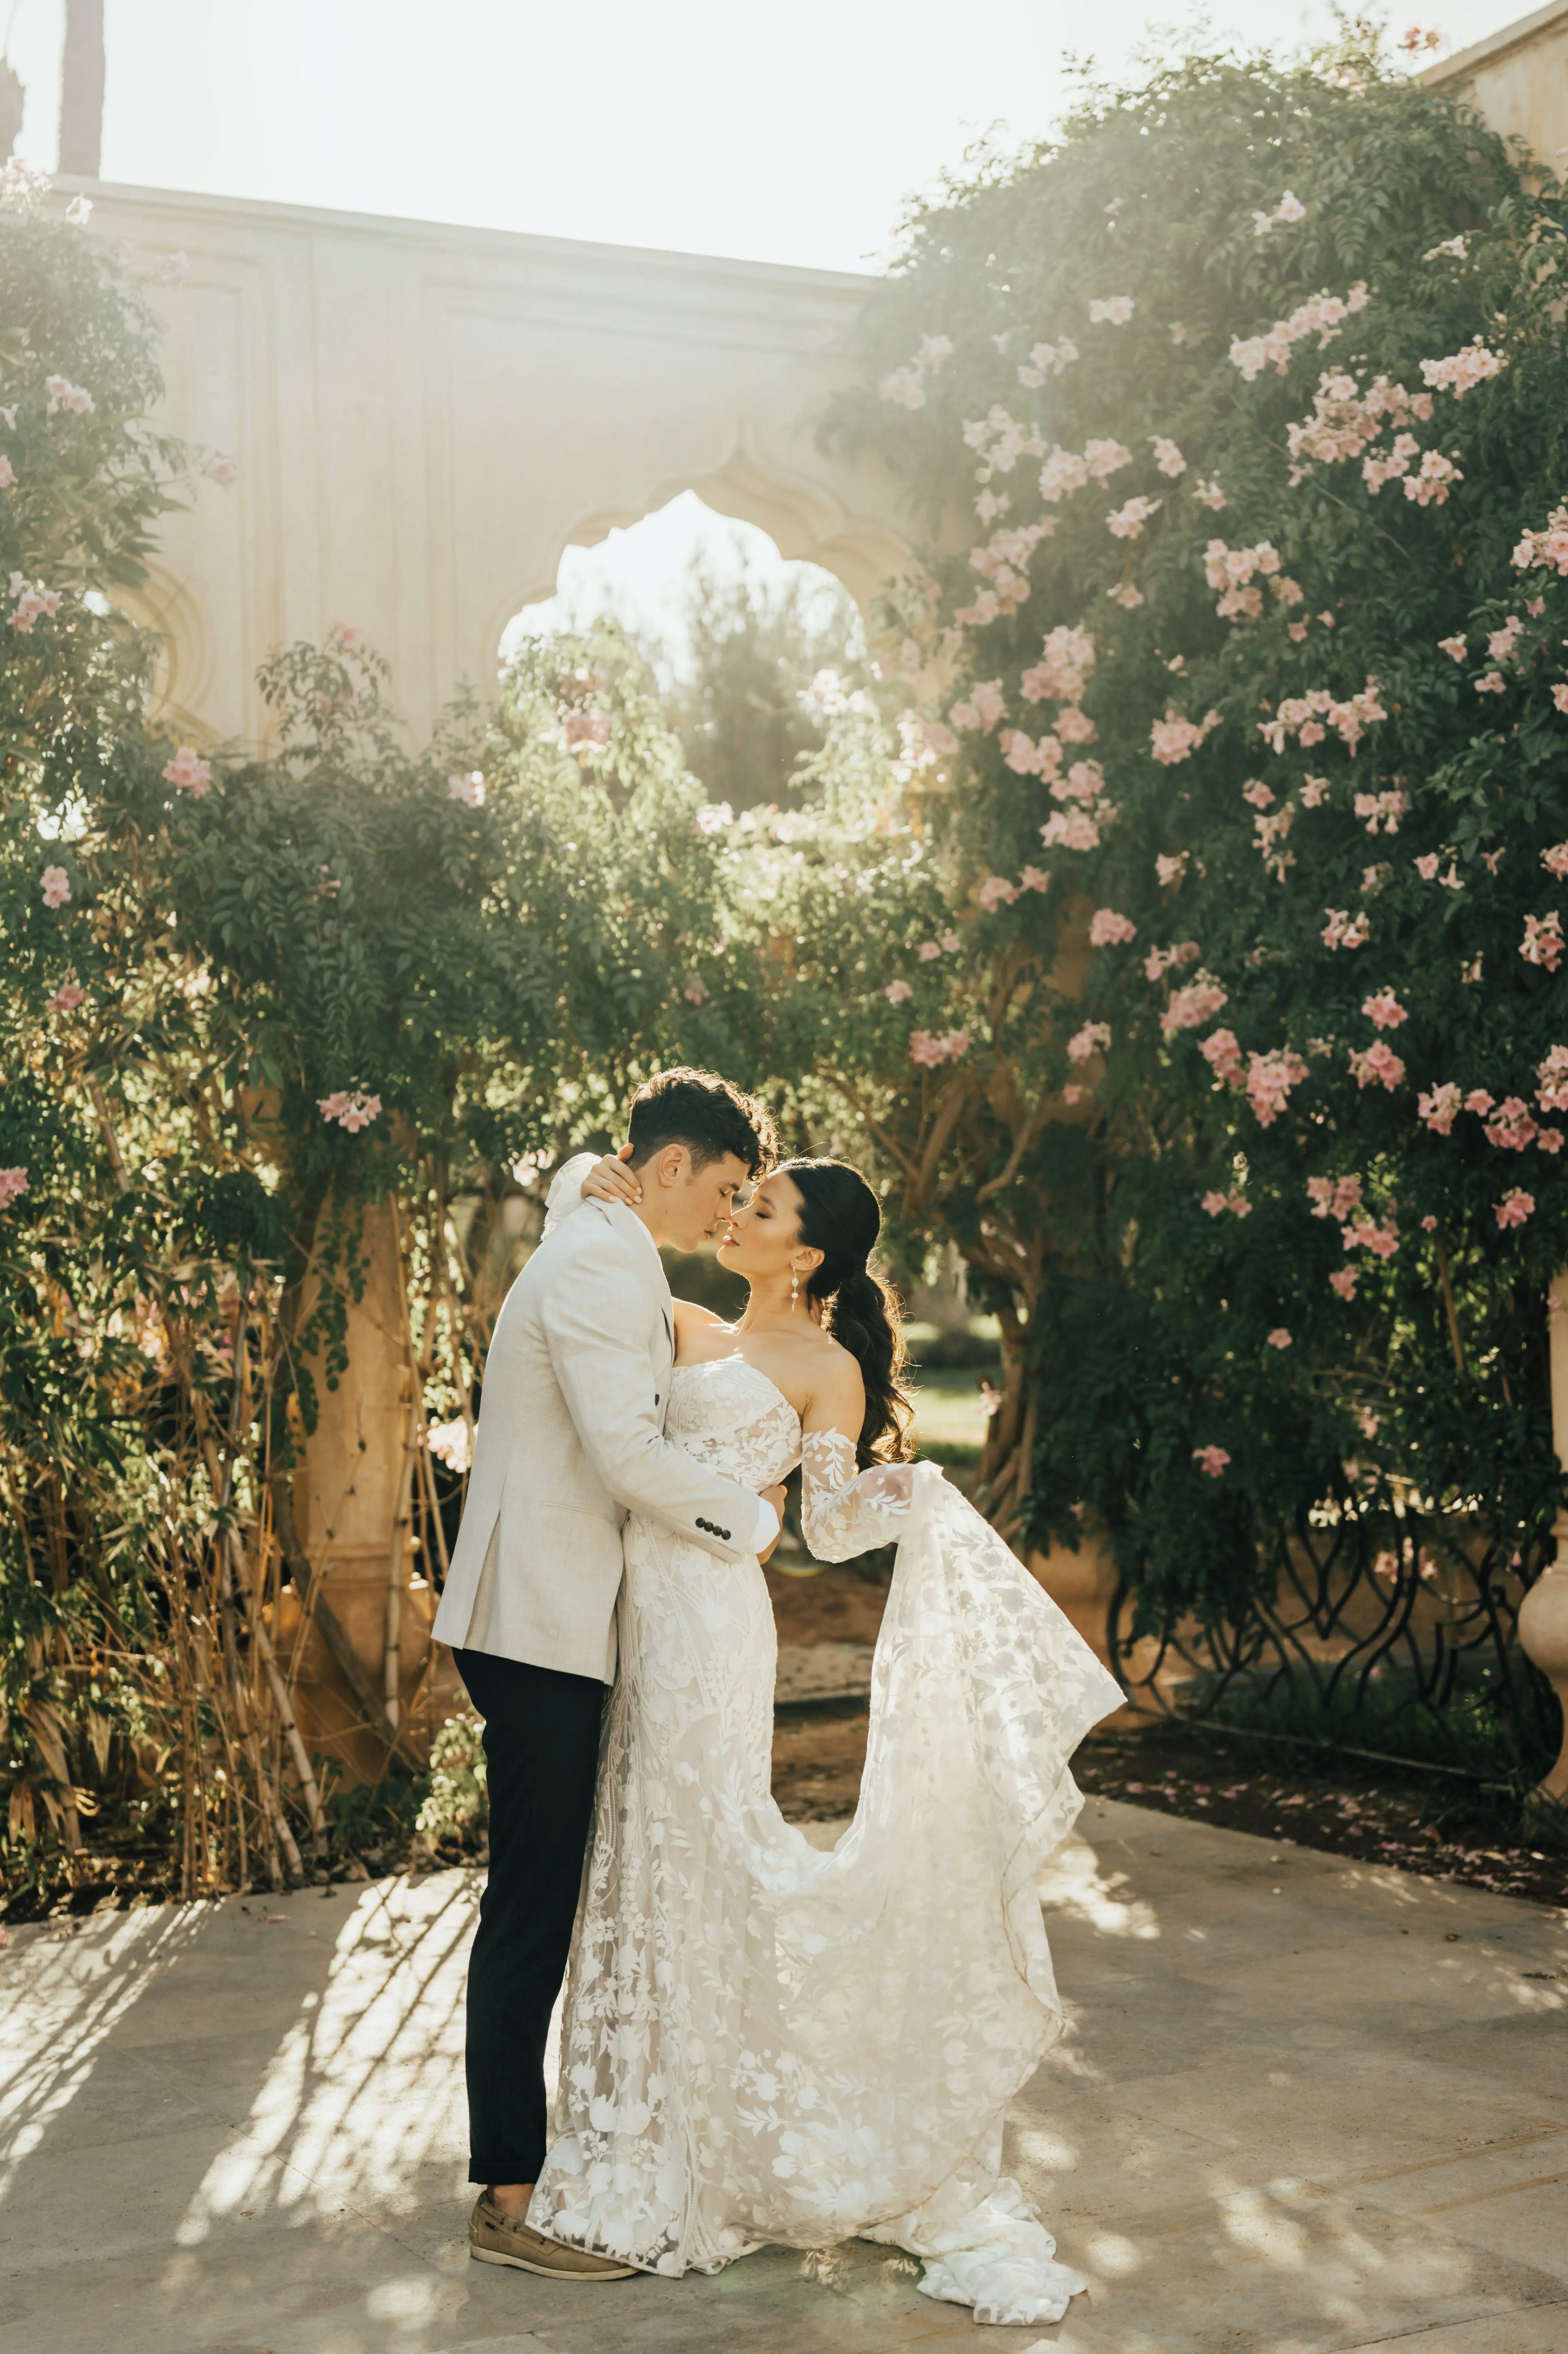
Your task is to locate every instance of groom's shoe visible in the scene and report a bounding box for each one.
[468,2193,638,2280]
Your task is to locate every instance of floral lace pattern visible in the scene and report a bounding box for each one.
[531,1356,1125,2325]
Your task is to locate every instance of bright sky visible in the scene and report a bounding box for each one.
[2,0,1532,640]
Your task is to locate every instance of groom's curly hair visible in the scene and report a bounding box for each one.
[626,1067,776,1179]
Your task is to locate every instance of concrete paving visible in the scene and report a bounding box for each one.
[2,1800,1565,2354]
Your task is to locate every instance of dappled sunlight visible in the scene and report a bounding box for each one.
[169,1875,477,2246]
[0,1907,208,2211]
[1037,1835,1161,1940]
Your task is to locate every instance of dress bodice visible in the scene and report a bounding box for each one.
[665,1357,801,1488]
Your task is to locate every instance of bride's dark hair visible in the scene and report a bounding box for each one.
[776,1158,914,1466]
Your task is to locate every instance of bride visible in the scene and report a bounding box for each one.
[530,1146,1123,2326]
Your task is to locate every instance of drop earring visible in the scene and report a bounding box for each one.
[791,1268,799,1312]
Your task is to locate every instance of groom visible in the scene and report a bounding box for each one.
[432,1067,782,2279]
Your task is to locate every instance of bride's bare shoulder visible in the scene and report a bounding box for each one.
[672,1298,728,1335]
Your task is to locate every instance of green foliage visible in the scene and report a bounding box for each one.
[795,31,1568,1713]
[414,1704,488,1850]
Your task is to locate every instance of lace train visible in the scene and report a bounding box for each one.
[530,1359,1123,2324]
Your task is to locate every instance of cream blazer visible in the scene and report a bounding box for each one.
[431,1173,760,1682]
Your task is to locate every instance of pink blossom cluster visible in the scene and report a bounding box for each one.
[45,373,94,415]
[1286,371,1432,479]
[1307,1173,1364,1221]
[1419,340,1506,399]
[1040,807,1105,852]
[163,745,213,796]
[1192,477,1227,511]
[1242,779,1275,808]
[1488,616,1523,665]
[910,1026,971,1067]
[917,931,962,961]
[880,332,955,408]
[1228,281,1369,381]
[46,970,85,1013]
[1418,1082,1461,1133]
[318,1088,383,1131]
[967,519,1052,612]
[1300,775,1331,806]
[1067,1020,1112,1062]
[0,1167,28,1209]
[1202,1189,1252,1217]
[1016,337,1079,388]
[427,1417,474,1476]
[949,678,1007,734]
[693,801,733,836]
[1348,1040,1406,1091]
[0,455,14,492]
[1361,989,1407,1030]
[205,455,239,488]
[1521,910,1564,971]
[1089,907,1136,946]
[978,874,1019,911]
[1537,1045,1568,1112]
[885,978,913,1003]
[1199,1027,1244,1084]
[1343,1215,1400,1258]
[8,572,61,631]
[1322,908,1371,949]
[1252,189,1306,236]
[1108,494,1162,540]
[1424,236,1467,260]
[1162,975,1229,1037]
[39,864,70,907]
[1088,296,1134,325]
[1144,940,1200,981]
[1001,728,1062,781]
[1155,851,1190,886]
[1328,1267,1359,1300]
[1252,805,1295,878]
[1353,790,1408,835]
[1496,1188,1535,1229]
[1022,622,1096,705]
[892,713,958,783]
[963,404,1045,475]
[1258,679,1386,755]
[1151,437,1187,477]
[447,770,485,807]
[1512,504,1568,576]
[1192,1445,1230,1477]
[1403,450,1462,506]
[1483,1097,1540,1151]
[1246,1047,1308,1126]
[1149,705,1220,766]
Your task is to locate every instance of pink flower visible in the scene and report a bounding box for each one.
[45,374,94,415]
[1420,340,1506,398]
[1202,1188,1251,1217]
[940,930,961,955]
[1322,909,1370,951]
[943,1027,971,1059]
[918,940,942,962]
[693,801,732,836]
[1163,978,1229,1037]
[1288,621,1307,642]
[1349,1040,1405,1091]
[1421,1214,1439,1231]
[1553,687,1568,715]
[1108,494,1162,539]
[0,456,13,492]
[1536,1044,1568,1112]
[39,864,70,907]
[1040,810,1101,852]
[1419,1083,1461,1134]
[948,679,1007,734]
[1192,477,1227,510]
[329,621,363,649]
[447,770,485,807]
[1307,1174,1364,1222]
[1496,1188,1535,1229]
[682,976,710,1005]
[1328,1267,1359,1300]
[1151,437,1187,477]
[1242,779,1275,808]
[1438,634,1467,662]
[1475,671,1507,695]
[1414,853,1440,880]
[1061,1082,1084,1104]
[1362,989,1408,1030]
[1464,1089,1496,1115]
[1267,1328,1293,1349]
[1155,852,1189,887]
[0,1167,28,1209]
[1246,1049,1307,1127]
[1192,1445,1230,1478]
[427,1418,474,1476]
[1344,1216,1400,1259]
[1354,790,1409,835]
[1199,1027,1244,1085]
[7,576,62,631]
[1089,907,1136,946]
[46,972,85,1013]
[162,745,213,796]
[318,1088,382,1132]
[1201,1189,1229,1216]
[205,455,239,488]
[1067,1020,1112,1062]
[910,1031,945,1068]
[1483,1097,1538,1150]
[1089,296,1134,325]
[885,978,913,1003]
[1522,911,1565,971]
[978,875,1020,912]
[1150,707,1220,765]
[1019,865,1050,893]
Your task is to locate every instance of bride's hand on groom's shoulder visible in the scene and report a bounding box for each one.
[581,1146,642,1207]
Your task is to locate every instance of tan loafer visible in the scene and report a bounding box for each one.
[468,2192,639,2279]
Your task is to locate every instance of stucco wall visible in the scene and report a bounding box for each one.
[1423,0,1568,173]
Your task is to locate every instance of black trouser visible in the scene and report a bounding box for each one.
[452,1647,607,2187]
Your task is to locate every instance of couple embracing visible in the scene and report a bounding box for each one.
[430,1067,1122,2327]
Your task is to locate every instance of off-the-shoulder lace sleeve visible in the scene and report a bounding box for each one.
[799,1430,917,1562]
[542,1151,600,1236]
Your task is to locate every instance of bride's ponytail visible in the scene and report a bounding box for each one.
[777,1159,915,1466]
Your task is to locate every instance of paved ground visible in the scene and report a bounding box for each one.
[2,1800,1565,2354]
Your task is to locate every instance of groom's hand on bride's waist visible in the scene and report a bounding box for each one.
[756,1483,787,1566]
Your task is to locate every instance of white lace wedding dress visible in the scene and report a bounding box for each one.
[530,1357,1124,2324]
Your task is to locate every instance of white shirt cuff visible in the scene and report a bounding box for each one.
[749,1497,780,1552]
